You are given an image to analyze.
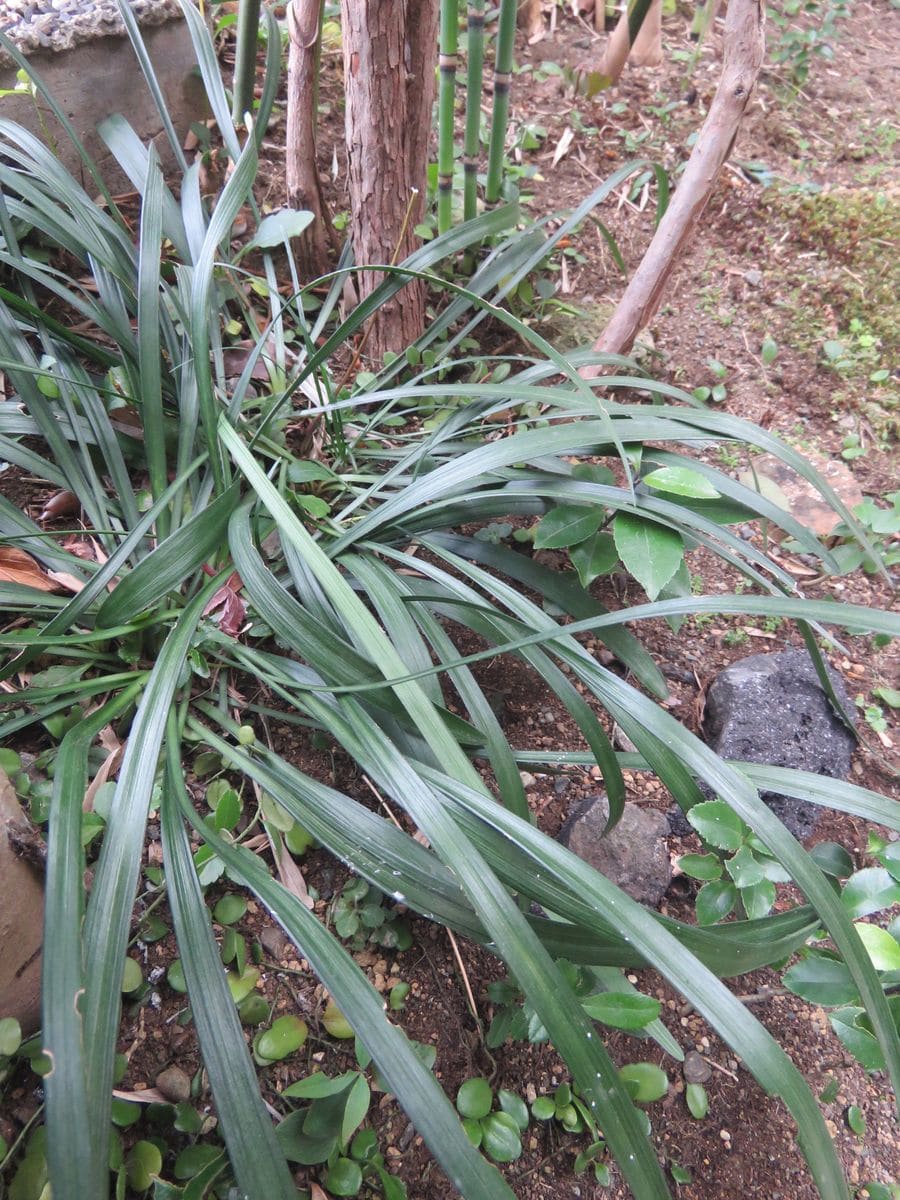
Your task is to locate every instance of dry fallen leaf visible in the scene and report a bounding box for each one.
[0,546,58,591]
[47,570,85,595]
[38,490,80,523]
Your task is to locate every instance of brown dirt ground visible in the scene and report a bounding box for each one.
[1,2,898,1198]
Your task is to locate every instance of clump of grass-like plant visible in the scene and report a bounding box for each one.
[0,6,897,1199]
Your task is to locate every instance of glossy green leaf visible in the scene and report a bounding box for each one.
[853,923,900,971]
[534,504,603,550]
[685,1083,708,1119]
[481,1112,522,1163]
[695,880,738,926]
[581,992,662,1030]
[643,467,720,499]
[612,513,683,600]
[678,853,722,882]
[255,1015,309,1063]
[783,956,858,1008]
[569,531,619,587]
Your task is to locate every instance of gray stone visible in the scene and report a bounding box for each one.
[704,650,856,841]
[557,793,672,908]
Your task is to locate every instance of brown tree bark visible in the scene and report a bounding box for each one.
[585,0,765,367]
[340,0,439,358]
[286,0,336,278]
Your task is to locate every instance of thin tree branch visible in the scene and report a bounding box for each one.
[585,0,765,367]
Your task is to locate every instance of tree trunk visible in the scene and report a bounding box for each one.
[340,0,439,359]
[585,0,765,366]
[286,0,336,278]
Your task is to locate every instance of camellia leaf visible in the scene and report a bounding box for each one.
[685,1083,709,1120]
[569,532,619,588]
[853,923,900,972]
[612,513,684,601]
[642,467,721,500]
[783,955,858,1008]
[581,992,662,1030]
[534,505,603,550]
[687,800,748,852]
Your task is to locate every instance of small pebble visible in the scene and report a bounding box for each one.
[155,1065,191,1104]
[683,1050,712,1085]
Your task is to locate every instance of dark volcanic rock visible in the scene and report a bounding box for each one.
[557,793,671,907]
[704,649,856,841]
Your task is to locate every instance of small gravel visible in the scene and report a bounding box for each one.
[0,0,181,62]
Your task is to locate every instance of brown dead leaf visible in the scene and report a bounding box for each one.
[0,546,58,591]
[47,570,86,595]
[310,1184,330,1200]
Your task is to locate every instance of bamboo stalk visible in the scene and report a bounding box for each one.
[463,0,485,222]
[231,0,262,124]
[485,0,517,204]
[437,0,460,233]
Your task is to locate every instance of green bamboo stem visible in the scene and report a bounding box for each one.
[232,0,262,124]
[463,0,485,223]
[484,0,516,205]
[437,0,459,234]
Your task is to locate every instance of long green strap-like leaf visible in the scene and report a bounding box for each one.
[161,729,297,1200]
[170,775,517,1200]
[299,691,673,1200]
[42,685,143,1200]
[80,579,220,1166]
[428,770,851,1200]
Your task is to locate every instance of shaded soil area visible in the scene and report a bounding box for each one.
[1,2,898,1199]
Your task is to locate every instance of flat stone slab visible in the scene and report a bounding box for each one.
[0,0,181,62]
[0,0,207,187]
[557,792,672,908]
[738,451,864,539]
[704,649,856,841]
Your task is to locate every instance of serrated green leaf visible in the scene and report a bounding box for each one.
[739,879,776,920]
[725,846,767,889]
[534,505,603,550]
[688,801,748,852]
[249,208,314,249]
[581,992,661,1030]
[612,513,684,600]
[677,853,723,882]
